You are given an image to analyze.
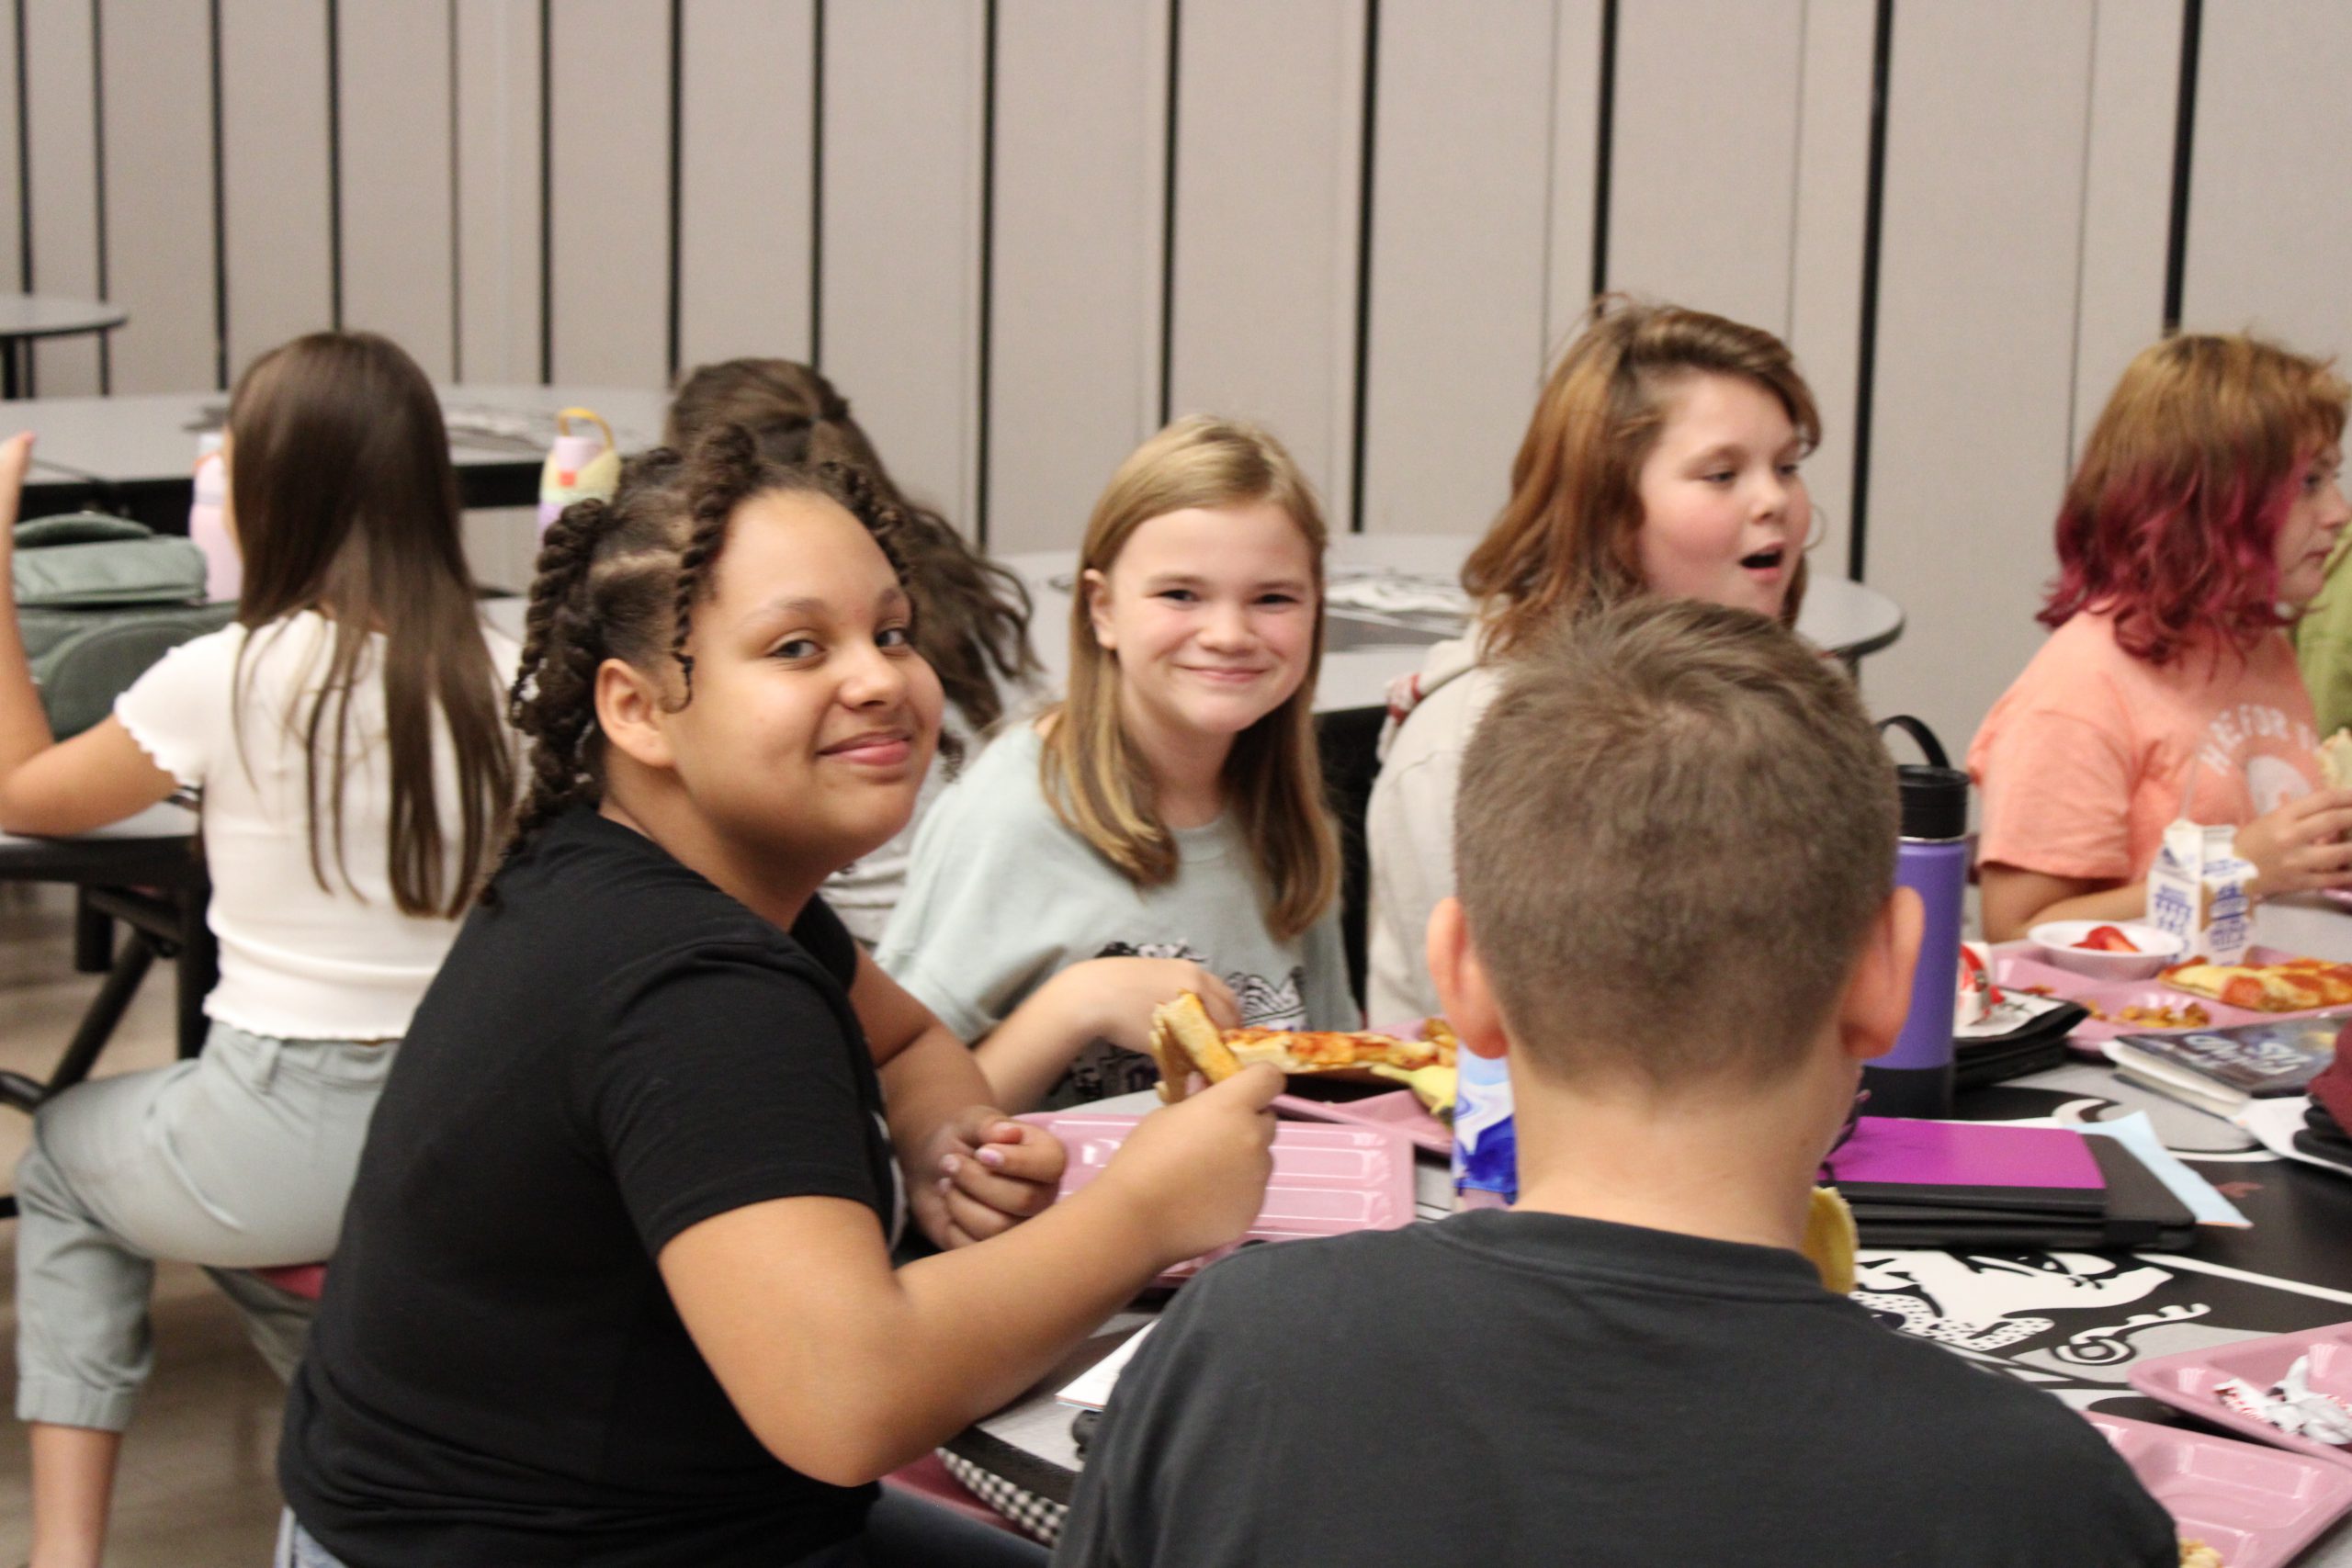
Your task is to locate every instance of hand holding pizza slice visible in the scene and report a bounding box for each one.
[1149,992,1458,1105]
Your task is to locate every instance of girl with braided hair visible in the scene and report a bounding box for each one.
[0,332,519,1568]
[276,430,1281,1567]
[666,356,1040,943]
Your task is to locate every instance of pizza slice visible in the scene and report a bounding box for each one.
[2161,957,2352,1012]
[1150,992,1458,1102]
[2323,728,2352,791]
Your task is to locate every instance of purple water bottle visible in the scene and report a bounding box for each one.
[1863,716,1969,1119]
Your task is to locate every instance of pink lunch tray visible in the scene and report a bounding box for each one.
[2130,1319,2352,1470]
[1022,1111,1415,1285]
[1994,946,2347,1056]
[1272,1089,1450,1157]
[2083,1412,2352,1568]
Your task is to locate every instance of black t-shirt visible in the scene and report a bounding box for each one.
[280,807,901,1568]
[1057,1212,2177,1568]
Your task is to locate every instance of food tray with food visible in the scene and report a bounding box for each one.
[1020,1111,1414,1285]
[1993,948,2347,1053]
[2083,1412,2352,1568]
[2129,1320,2352,1470]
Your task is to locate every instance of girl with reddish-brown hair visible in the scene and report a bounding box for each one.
[1366,297,1820,1021]
[1972,332,2352,940]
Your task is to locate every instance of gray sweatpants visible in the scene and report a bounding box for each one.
[14,1021,393,1432]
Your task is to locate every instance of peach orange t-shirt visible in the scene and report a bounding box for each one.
[1969,610,2323,884]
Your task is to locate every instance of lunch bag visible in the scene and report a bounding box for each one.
[13,513,235,738]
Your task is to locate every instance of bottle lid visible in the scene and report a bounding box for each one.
[1896,764,1969,840]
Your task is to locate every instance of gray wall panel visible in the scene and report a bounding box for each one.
[985,0,1166,552]
[820,0,986,529]
[546,0,667,387]
[339,0,456,379]
[452,0,538,385]
[1607,0,1804,335]
[2182,0,2352,361]
[676,0,815,376]
[219,0,332,378]
[24,0,101,394]
[2070,0,2177,466]
[1865,0,2095,754]
[1168,0,1365,523]
[96,0,214,395]
[1359,0,1554,539]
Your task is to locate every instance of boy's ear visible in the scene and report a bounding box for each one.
[1837,886,1925,1064]
[1082,568,1115,651]
[594,658,677,773]
[1427,897,1508,1059]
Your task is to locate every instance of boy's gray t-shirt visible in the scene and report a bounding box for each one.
[877,726,1357,1106]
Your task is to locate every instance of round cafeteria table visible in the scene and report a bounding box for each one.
[0,294,128,400]
[942,1071,2352,1562]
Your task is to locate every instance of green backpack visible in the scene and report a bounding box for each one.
[13,513,236,739]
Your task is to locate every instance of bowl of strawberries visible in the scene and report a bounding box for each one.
[2026,919,2186,981]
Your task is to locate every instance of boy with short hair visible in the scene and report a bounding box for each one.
[1056,598,2175,1567]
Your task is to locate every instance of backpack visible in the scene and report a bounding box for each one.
[13,513,237,739]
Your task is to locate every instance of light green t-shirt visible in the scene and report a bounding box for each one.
[2297,532,2352,740]
[876,727,1357,1107]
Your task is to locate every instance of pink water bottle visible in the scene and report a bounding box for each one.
[189,434,239,604]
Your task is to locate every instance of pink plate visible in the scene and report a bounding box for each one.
[1273,1089,1450,1157]
[1994,946,2346,1055]
[1022,1111,1415,1285]
[2084,1412,2352,1568]
[2129,1319,2352,1469]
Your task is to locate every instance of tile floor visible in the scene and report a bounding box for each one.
[0,881,286,1566]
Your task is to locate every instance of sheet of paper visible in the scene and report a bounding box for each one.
[1056,1321,1158,1412]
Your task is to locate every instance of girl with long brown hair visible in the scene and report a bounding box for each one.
[666,356,1040,942]
[1366,297,1820,1021]
[878,416,1356,1110]
[0,332,517,1568]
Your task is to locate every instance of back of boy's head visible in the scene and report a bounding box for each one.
[503,426,911,862]
[1453,597,1895,1088]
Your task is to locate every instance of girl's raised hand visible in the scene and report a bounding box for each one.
[1095,1063,1282,1268]
[1054,957,1241,1057]
[915,1109,1069,1250]
[2236,786,2352,898]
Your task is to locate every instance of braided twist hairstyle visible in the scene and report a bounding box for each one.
[501,430,918,874]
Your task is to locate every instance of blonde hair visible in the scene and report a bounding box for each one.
[1464,296,1821,659]
[1042,416,1340,942]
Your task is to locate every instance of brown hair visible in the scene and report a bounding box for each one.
[2041,333,2349,666]
[667,357,1036,728]
[229,331,514,918]
[1455,597,1895,1087]
[1045,416,1339,942]
[504,428,913,863]
[1464,296,1821,659]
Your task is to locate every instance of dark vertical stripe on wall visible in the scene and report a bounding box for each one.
[663,0,682,380]
[973,0,999,547]
[2162,0,2202,334]
[1345,0,1379,534]
[447,0,460,379]
[808,0,824,368]
[88,0,107,392]
[325,0,343,329]
[1156,0,1181,425]
[14,0,30,296]
[207,0,226,388]
[536,0,550,383]
[1588,0,1617,300]
[1846,0,1894,584]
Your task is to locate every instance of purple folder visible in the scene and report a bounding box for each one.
[1826,1117,2107,1216]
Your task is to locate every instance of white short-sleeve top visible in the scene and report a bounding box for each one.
[113,610,521,1042]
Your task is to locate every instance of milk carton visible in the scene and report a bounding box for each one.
[2146,820,2254,964]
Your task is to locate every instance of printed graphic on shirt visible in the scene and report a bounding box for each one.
[2197,702,2318,815]
[1056,941,1308,1105]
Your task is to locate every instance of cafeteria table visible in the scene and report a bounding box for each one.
[0,294,129,400]
[941,1069,2352,1562]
